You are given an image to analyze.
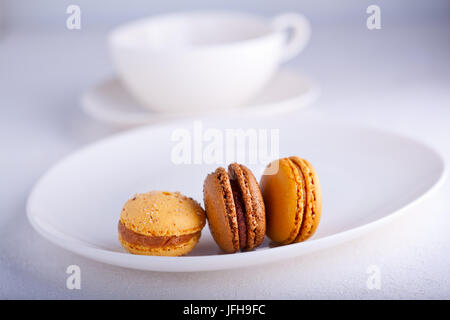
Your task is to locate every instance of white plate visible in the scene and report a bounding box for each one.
[27,115,446,272]
[81,69,319,126]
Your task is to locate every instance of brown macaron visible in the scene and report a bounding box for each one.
[203,163,266,253]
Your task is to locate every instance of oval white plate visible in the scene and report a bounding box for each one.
[81,69,319,127]
[27,115,445,272]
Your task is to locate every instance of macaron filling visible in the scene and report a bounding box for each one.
[230,179,248,249]
[118,221,199,248]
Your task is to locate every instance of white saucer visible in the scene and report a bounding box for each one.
[27,114,445,272]
[81,69,319,126]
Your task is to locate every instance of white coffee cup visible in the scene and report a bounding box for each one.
[109,11,310,113]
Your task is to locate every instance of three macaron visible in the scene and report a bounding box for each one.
[118,157,321,256]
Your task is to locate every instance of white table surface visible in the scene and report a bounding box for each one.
[1,23,449,299]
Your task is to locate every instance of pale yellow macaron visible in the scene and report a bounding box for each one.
[260,156,322,245]
[118,191,206,256]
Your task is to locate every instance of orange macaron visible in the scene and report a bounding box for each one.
[203,163,266,253]
[118,191,206,256]
[260,156,322,245]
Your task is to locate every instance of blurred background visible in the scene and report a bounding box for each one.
[2,0,449,29]
[0,0,449,298]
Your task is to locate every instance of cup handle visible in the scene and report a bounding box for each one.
[271,13,311,63]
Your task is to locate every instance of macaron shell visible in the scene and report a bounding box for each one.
[228,163,266,250]
[242,165,266,248]
[260,159,305,244]
[307,159,322,237]
[119,232,201,256]
[203,168,239,253]
[288,157,315,242]
[292,157,322,241]
[120,191,205,237]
